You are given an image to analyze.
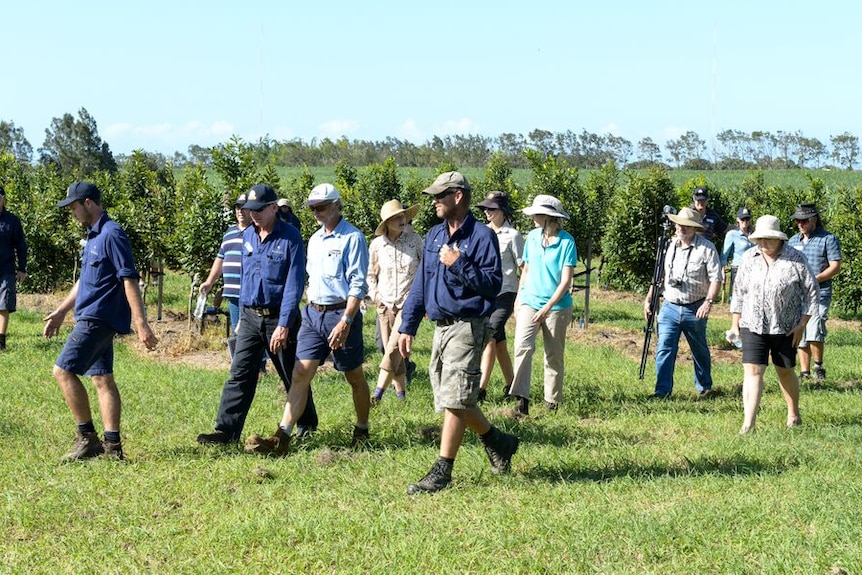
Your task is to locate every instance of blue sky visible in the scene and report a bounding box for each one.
[3,0,859,156]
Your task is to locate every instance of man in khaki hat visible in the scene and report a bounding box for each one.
[643,207,722,399]
[398,171,519,494]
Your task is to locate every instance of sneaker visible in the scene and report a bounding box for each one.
[813,366,826,383]
[244,428,290,456]
[406,459,452,495]
[696,388,716,401]
[61,431,104,462]
[514,396,529,417]
[405,359,416,386]
[196,430,236,445]
[103,440,125,461]
[351,426,370,447]
[477,389,487,403]
[482,430,519,475]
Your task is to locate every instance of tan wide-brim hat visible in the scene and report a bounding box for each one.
[749,215,788,240]
[667,207,705,230]
[375,199,420,236]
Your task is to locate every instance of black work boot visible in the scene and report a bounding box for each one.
[61,431,104,462]
[481,428,519,475]
[0,333,6,352]
[514,396,530,417]
[407,458,453,495]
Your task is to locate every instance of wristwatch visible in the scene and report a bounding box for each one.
[341,314,353,325]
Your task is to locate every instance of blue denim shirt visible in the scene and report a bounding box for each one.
[238,219,306,328]
[305,217,368,305]
[400,214,502,336]
[75,212,138,334]
[721,227,754,268]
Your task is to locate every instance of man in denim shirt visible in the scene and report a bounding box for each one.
[788,203,842,384]
[398,171,519,494]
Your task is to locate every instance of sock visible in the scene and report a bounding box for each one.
[77,421,97,434]
[0,334,7,347]
[354,423,369,431]
[104,430,121,443]
[814,361,823,368]
[279,423,295,436]
[480,426,499,444]
[372,387,384,399]
[438,456,455,468]
[396,391,406,400]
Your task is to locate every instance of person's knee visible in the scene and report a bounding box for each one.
[52,364,71,382]
[91,374,118,392]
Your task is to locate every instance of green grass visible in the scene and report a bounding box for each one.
[3,291,862,573]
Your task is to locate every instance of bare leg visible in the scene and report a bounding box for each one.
[344,366,370,427]
[775,365,801,426]
[438,407,492,459]
[810,342,824,364]
[740,363,766,433]
[0,310,9,334]
[479,340,496,391]
[52,365,93,424]
[798,345,811,373]
[496,340,515,389]
[91,374,121,432]
[279,359,319,428]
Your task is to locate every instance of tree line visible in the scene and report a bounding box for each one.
[1,108,860,174]
[1,109,860,317]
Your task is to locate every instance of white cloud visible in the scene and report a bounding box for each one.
[437,117,479,135]
[319,119,359,139]
[397,119,425,142]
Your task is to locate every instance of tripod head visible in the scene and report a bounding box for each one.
[661,205,677,232]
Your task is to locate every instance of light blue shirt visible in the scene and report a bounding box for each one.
[306,217,369,304]
[721,227,754,268]
[520,227,577,311]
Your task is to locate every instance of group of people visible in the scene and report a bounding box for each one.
[644,186,842,434]
[1,174,843,489]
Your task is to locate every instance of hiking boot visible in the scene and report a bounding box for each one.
[351,426,370,447]
[61,431,104,462]
[244,428,290,456]
[481,429,519,475]
[813,366,826,383]
[103,441,125,461]
[196,430,236,445]
[514,396,529,417]
[696,388,716,401]
[406,459,453,495]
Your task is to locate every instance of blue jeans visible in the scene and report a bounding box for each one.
[654,301,712,396]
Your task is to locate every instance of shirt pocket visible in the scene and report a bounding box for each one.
[323,249,343,278]
[264,250,287,283]
[82,251,112,286]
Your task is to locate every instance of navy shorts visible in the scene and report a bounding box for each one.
[296,305,364,372]
[55,319,116,376]
[488,291,516,342]
[740,328,796,369]
[0,273,17,312]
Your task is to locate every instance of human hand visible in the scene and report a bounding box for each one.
[438,244,461,267]
[138,323,158,350]
[398,334,413,358]
[269,325,288,354]
[42,309,66,338]
[199,280,213,296]
[16,271,26,283]
[328,320,350,350]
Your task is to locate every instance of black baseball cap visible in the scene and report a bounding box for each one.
[58,181,101,207]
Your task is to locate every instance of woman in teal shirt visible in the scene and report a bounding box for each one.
[508,195,577,416]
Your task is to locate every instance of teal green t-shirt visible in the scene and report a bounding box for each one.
[521,227,577,311]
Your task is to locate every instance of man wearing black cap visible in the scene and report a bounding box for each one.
[43,181,158,461]
[197,184,318,446]
[721,207,755,299]
[788,203,842,384]
[691,186,728,243]
[0,185,28,352]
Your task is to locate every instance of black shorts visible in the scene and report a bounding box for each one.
[740,328,796,369]
[488,291,516,342]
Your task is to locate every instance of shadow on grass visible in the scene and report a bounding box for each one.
[522,452,801,483]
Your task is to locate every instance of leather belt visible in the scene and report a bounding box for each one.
[436,317,462,327]
[246,306,279,317]
[309,301,347,312]
[667,298,704,307]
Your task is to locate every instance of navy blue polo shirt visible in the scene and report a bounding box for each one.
[400,214,502,336]
[0,209,27,275]
[75,212,139,334]
[238,219,306,328]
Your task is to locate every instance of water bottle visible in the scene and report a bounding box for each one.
[193,294,207,320]
[725,329,742,350]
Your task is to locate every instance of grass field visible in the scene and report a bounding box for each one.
[3,283,862,574]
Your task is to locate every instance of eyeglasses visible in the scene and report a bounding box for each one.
[432,189,455,201]
[794,217,812,224]
[310,202,332,212]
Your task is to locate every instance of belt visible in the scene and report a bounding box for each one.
[245,306,280,317]
[309,301,347,312]
[436,317,463,327]
[667,298,704,307]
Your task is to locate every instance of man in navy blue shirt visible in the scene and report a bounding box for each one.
[0,185,28,352]
[44,181,157,462]
[197,184,318,446]
[398,171,519,494]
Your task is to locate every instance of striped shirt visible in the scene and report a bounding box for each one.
[217,224,245,299]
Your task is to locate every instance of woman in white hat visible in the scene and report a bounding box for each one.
[508,195,577,416]
[475,191,524,403]
[367,199,423,404]
[728,215,819,434]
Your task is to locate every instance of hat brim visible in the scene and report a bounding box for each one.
[522,206,570,219]
[375,204,420,236]
[243,199,276,211]
[791,210,818,220]
[667,213,705,230]
[476,200,502,210]
[750,231,788,241]
[57,196,78,207]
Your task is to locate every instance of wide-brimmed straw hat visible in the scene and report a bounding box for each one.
[667,207,705,230]
[522,194,569,219]
[749,215,788,241]
[375,199,420,236]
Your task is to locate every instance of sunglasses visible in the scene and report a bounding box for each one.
[432,189,455,201]
[794,217,812,224]
[310,202,332,212]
